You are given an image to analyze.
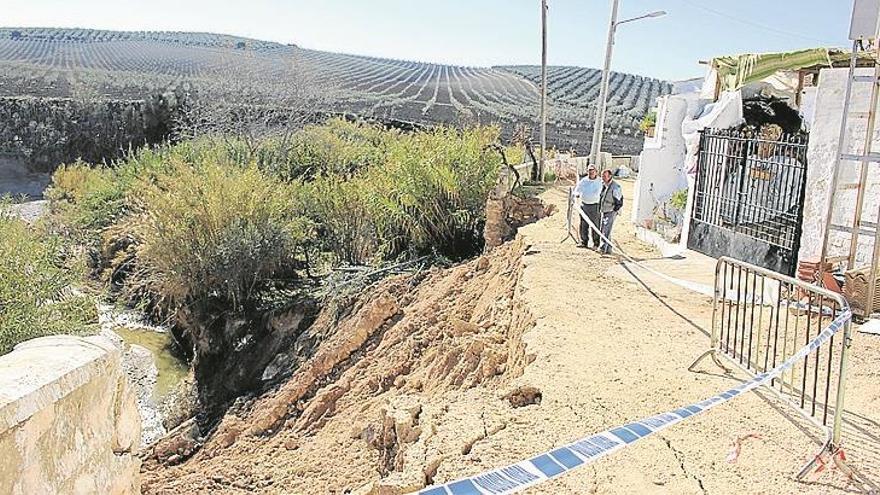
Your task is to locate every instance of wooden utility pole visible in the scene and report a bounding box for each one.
[539,0,548,182]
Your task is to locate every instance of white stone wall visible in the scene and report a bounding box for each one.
[798,68,880,267]
[0,335,141,495]
[632,95,691,226]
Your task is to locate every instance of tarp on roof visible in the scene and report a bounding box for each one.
[712,48,852,92]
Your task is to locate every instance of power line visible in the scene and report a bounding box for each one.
[677,0,841,46]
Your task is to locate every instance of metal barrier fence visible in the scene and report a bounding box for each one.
[689,256,854,479]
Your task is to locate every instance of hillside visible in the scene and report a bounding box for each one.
[0,28,672,154]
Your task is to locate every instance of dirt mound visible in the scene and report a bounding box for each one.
[142,238,536,494]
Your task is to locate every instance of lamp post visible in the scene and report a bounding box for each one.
[539,0,548,182]
[589,2,666,169]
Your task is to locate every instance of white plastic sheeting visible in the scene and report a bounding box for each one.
[682,91,745,175]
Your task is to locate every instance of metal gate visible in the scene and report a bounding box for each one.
[688,128,809,276]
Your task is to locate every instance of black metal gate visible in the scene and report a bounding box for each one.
[688,128,808,276]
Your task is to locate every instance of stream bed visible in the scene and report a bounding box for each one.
[99,305,192,446]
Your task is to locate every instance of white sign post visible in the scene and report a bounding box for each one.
[850,0,880,40]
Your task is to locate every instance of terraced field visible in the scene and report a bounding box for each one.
[0,28,672,154]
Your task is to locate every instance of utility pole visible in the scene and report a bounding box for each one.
[589,2,665,170]
[539,0,548,182]
[590,0,619,170]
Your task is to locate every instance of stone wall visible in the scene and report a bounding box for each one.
[798,68,880,267]
[0,335,141,494]
[0,95,177,172]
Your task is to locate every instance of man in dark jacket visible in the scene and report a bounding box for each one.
[598,169,623,254]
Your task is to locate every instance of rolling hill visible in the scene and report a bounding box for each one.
[0,28,672,154]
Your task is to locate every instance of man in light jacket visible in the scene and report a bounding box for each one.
[598,169,623,255]
[573,165,602,248]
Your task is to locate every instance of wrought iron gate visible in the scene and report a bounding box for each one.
[688,129,809,276]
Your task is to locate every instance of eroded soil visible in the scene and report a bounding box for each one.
[143,182,880,495]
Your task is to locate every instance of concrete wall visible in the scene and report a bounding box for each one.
[632,95,691,226]
[0,335,141,495]
[798,68,880,267]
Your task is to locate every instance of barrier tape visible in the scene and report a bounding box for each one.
[414,310,851,495]
[570,195,715,296]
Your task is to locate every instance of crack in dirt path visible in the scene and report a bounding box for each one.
[661,435,709,495]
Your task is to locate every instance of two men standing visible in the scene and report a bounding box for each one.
[574,166,623,254]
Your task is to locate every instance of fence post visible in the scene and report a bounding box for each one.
[711,259,722,350]
[566,186,573,240]
[732,132,750,229]
[832,319,853,446]
[694,130,706,223]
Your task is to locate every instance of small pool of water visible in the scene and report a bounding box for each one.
[115,327,190,401]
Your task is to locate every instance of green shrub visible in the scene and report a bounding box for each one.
[307,176,378,265]
[127,158,314,311]
[505,145,525,167]
[669,189,688,210]
[259,119,394,181]
[639,111,657,134]
[0,208,96,355]
[364,125,501,260]
[46,119,504,314]
[46,162,126,234]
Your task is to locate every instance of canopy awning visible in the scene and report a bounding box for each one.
[711,48,859,92]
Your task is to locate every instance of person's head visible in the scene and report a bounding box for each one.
[602,169,613,184]
[587,165,598,179]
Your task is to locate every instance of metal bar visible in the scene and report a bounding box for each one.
[758,276,768,372]
[780,281,792,395]
[853,74,880,83]
[832,317,853,445]
[770,281,782,385]
[800,291,812,409]
[732,136,749,230]
[811,294,824,416]
[823,304,836,426]
[790,293,802,403]
[693,129,808,269]
[840,152,880,162]
[748,269,757,369]
[738,265,745,363]
[724,262,733,353]
[712,256,722,350]
[718,257,844,301]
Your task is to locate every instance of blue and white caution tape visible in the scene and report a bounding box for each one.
[414,310,852,495]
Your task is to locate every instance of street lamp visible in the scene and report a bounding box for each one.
[539,0,549,182]
[589,2,667,169]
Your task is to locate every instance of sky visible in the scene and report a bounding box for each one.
[2,0,855,80]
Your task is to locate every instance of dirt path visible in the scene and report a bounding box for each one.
[437,182,878,494]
